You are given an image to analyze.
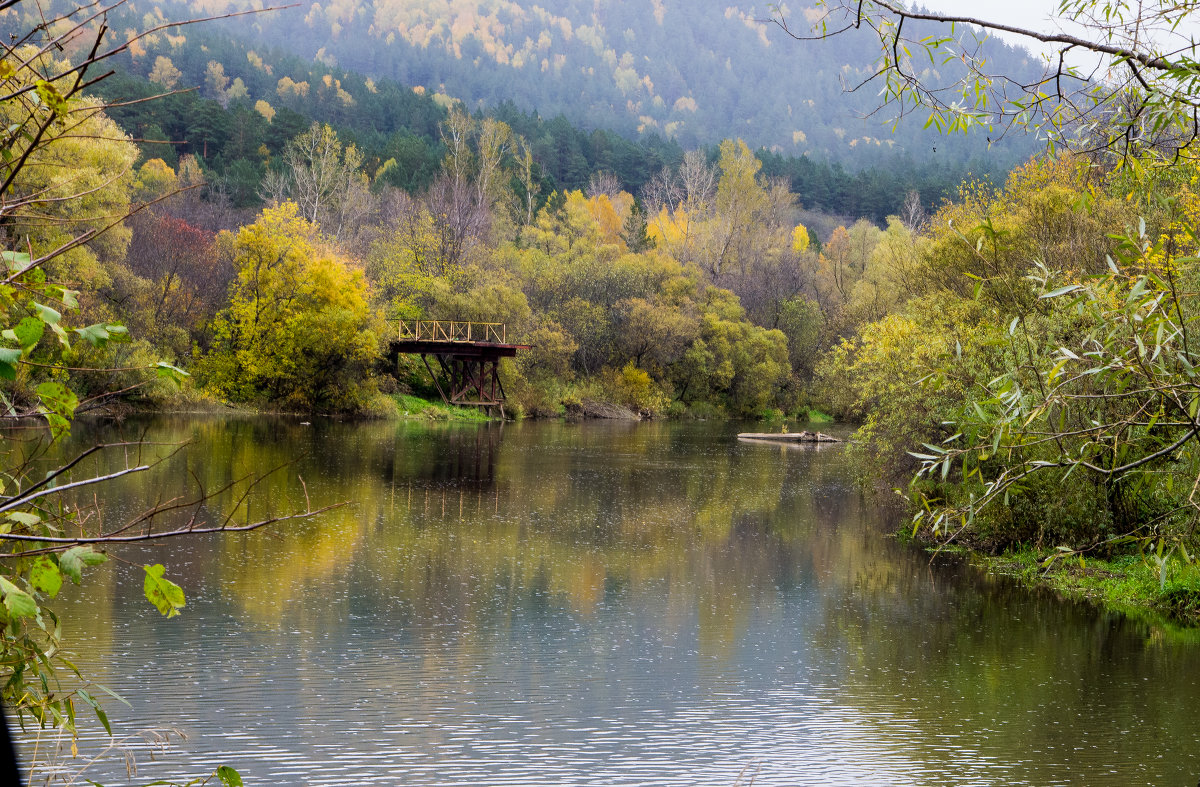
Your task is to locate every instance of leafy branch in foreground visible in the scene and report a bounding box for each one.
[0,2,334,785]
[1,432,343,731]
[770,1,1200,163]
[910,221,1200,577]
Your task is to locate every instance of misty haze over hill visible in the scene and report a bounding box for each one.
[173,0,1043,169]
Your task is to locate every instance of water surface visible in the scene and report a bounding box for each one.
[13,417,1200,786]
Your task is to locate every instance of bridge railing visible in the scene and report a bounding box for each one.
[397,320,507,344]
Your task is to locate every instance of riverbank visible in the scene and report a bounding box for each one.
[975,549,1200,633]
[116,393,830,424]
[904,530,1200,633]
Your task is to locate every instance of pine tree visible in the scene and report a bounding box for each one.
[622,197,655,253]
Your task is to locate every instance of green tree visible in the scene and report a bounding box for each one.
[621,197,655,253]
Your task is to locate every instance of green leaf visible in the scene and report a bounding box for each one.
[216,766,244,787]
[30,557,62,597]
[73,323,108,347]
[143,564,186,618]
[12,316,44,350]
[1040,284,1082,299]
[6,511,39,526]
[41,319,69,348]
[155,361,190,385]
[77,690,112,736]
[36,381,78,439]
[0,577,38,618]
[0,250,30,271]
[32,301,61,324]
[0,346,20,380]
[59,546,106,585]
[74,323,129,348]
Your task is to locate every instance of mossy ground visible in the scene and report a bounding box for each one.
[979,548,1200,633]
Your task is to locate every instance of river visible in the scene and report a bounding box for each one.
[10,416,1200,786]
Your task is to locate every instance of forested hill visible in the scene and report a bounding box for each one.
[0,4,1015,225]
[166,0,1040,169]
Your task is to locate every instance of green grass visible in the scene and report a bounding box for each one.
[394,394,495,422]
[979,548,1200,638]
[758,406,836,424]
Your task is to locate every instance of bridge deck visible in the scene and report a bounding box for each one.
[389,339,529,357]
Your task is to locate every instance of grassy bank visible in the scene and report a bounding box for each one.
[977,548,1200,633]
[393,394,497,422]
[755,406,835,425]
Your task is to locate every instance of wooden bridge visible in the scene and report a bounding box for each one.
[388,320,530,415]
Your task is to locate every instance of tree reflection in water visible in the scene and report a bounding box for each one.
[22,416,1200,787]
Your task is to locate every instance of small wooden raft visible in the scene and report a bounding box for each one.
[737,430,841,443]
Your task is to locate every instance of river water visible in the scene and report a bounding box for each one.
[10,416,1200,786]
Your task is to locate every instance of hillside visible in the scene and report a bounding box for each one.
[162,0,1042,168]
[0,5,1007,225]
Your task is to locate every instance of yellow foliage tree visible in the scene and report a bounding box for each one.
[148,55,181,89]
[132,158,178,203]
[200,202,380,411]
[791,223,810,253]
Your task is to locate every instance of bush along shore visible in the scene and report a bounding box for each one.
[814,156,1200,630]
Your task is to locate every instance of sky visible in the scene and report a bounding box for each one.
[909,1,1073,53]
[919,0,1064,36]
[914,1,1200,55]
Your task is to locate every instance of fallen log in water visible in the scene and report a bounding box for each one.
[736,430,841,443]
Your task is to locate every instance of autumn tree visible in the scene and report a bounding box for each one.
[120,212,225,359]
[204,59,230,105]
[131,157,178,203]
[148,55,181,89]
[426,109,517,269]
[0,54,138,293]
[365,191,447,317]
[200,202,380,411]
